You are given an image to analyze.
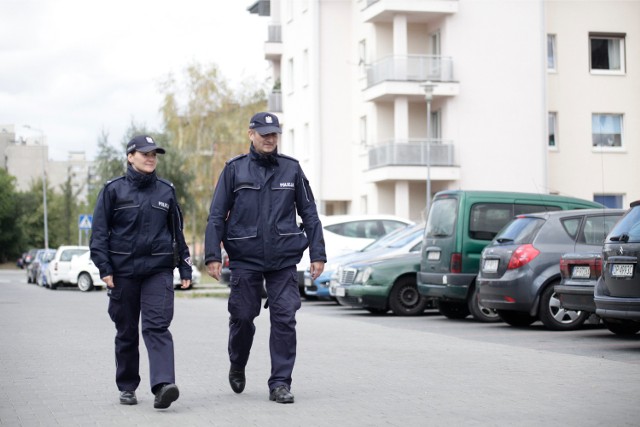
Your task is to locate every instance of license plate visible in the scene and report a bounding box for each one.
[336,287,346,297]
[427,251,440,261]
[571,266,590,279]
[483,259,498,273]
[611,264,634,277]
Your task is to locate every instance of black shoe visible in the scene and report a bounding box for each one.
[269,385,294,404]
[153,383,179,409]
[119,390,137,405]
[229,369,246,394]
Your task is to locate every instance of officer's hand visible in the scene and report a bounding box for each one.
[103,275,114,288]
[310,261,325,281]
[206,261,222,281]
[181,279,191,289]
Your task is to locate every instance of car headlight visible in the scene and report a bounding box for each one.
[354,267,372,284]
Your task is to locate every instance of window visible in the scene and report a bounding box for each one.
[359,116,367,145]
[580,214,622,244]
[287,58,294,93]
[358,39,367,75]
[303,49,309,87]
[548,112,557,148]
[594,194,623,209]
[592,114,623,147]
[547,34,557,71]
[590,33,625,74]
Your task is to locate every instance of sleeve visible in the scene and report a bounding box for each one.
[295,165,327,263]
[172,201,192,280]
[204,164,234,265]
[89,185,114,278]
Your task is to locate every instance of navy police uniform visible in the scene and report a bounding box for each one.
[204,143,326,392]
[91,163,191,394]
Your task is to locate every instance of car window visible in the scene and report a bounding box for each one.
[580,215,622,244]
[561,217,582,240]
[469,203,514,241]
[426,197,457,238]
[607,207,640,242]
[361,225,412,252]
[380,220,407,237]
[60,249,88,262]
[495,217,545,244]
[409,241,422,252]
[514,204,562,215]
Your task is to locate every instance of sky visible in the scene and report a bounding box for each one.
[0,0,270,160]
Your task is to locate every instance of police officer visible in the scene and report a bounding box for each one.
[90,135,192,409]
[205,112,326,404]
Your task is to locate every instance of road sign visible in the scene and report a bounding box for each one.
[78,214,93,230]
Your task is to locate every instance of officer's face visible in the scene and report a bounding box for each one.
[249,130,278,155]
[127,150,158,175]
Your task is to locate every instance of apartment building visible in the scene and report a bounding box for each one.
[252,0,638,220]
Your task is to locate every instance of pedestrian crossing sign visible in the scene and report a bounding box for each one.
[78,214,93,230]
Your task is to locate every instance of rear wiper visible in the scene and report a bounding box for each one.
[609,234,629,242]
[496,238,514,243]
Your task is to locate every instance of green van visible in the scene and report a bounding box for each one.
[416,190,603,322]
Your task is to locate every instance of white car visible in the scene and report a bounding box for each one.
[297,214,414,295]
[46,245,89,289]
[68,251,201,292]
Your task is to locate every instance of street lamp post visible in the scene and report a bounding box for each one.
[25,125,49,249]
[421,81,436,216]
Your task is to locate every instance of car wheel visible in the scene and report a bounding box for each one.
[497,310,537,327]
[538,284,588,331]
[365,307,389,315]
[77,273,94,292]
[389,277,428,316]
[438,300,470,320]
[467,284,500,323]
[602,319,640,336]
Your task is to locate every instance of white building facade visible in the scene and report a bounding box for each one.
[250,0,638,221]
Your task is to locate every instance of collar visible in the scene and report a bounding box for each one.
[126,164,157,188]
[250,143,279,167]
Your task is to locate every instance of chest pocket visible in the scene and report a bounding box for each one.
[113,200,139,224]
[227,184,260,240]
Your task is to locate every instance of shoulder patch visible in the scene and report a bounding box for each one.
[226,153,248,165]
[276,153,299,163]
[158,178,175,188]
[104,176,125,186]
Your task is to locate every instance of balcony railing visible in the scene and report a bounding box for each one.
[268,90,282,112]
[268,24,282,43]
[367,55,454,87]
[368,140,455,169]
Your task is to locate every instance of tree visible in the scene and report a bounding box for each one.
[0,169,23,261]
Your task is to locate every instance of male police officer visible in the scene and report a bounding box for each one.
[205,112,326,404]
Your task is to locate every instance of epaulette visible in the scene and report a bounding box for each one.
[104,176,125,187]
[226,153,248,165]
[276,153,299,163]
[158,177,175,188]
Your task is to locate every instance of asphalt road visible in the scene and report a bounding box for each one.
[1,268,639,427]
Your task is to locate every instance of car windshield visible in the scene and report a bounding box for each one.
[607,207,640,242]
[494,217,545,244]
[426,198,457,238]
[361,225,414,252]
[387,227,425,248]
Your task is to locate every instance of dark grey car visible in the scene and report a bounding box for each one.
[477,208,624,330]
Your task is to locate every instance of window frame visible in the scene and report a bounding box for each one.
[592,113,624,150]
[547,34,557,72]
[548,111,558,150]
[589,33,626,75]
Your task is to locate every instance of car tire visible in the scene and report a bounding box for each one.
[602,318,640,336]
[77,273,94,292]
[538,284,588,331]
[389,277,428,316]
[497,310,537,327]
[467,284,500,323]
[438,300,470,320]
[50,282,58,290]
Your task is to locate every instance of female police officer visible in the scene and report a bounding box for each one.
[90,135,192,409]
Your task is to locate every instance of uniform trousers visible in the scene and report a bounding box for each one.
[228,265,301,391]
[107,271,175,393]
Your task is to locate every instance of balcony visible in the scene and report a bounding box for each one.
[365,140,460,183]
[363,55,459,102]
[362,0,458,24]
[265,24,282,60]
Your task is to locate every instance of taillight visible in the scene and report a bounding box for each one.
[507,244,540,270]
[450,253,462,274]
[592,257,602,278]
[559,258,570,278]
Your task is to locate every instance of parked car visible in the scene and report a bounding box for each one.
[173,265,201,290]
[45,245,89,290]
[23,248,39,269]
[296,214,413,296]
[417,190,604,322]
[555,252,602,314]
[36,250,57,287]
[478,208,624,330]
[306,223,425,300]
[594,201,640,336]
[16,252,27,269]
[334,241,434,316]
[26,249,55,284]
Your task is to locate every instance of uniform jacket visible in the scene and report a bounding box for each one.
[90,164,192,280]
[205,145,326,271]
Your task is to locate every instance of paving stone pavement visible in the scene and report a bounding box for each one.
[1,268,639,427]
